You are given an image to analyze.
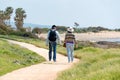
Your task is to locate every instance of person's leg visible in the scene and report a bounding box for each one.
[70,44,74,62]
[49,42,52,61]
[53,42,57,62]
[66,43,71,63]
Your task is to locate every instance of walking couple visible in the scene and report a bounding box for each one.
[46,25,76,63]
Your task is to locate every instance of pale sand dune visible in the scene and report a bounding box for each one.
[39,31,120,41]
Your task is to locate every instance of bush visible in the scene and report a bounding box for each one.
[9,30,38,38]
[0,24,12,34]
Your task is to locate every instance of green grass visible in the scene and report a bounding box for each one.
[56,48,120,80]
[0,35,120,80]
[0,35,47,49]
[0,39,45,76]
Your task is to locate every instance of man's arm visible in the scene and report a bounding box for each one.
[56,31,61,45]
[46,31,50,46]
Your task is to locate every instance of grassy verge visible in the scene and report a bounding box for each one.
[1,35,120,80]
[56,47,120,80]
[0,39,45,76]
[0,35,47,49]
[0,35,66,55]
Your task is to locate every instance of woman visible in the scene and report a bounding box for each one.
[64,27,76,63]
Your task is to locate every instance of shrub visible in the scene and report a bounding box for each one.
[0,24,12,34]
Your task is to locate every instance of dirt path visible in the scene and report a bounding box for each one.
[0,40,79,80]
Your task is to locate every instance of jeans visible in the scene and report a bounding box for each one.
[66,43,74,63]
[49,41,57,62]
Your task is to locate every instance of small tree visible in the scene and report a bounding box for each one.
[0,10,5,25]
[14,8,26,31]
[74,22,79,28]
[74,22,79,33]
[4,7,13,25]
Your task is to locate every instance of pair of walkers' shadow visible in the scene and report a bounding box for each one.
[43,61,68,65]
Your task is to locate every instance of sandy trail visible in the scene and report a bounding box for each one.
[0,40,79,80]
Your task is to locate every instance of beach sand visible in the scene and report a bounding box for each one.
[39,31,120,42]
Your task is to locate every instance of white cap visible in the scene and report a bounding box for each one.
[67,27,74,32]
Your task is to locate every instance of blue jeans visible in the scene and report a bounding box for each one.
[66,43,74,63]
[49,41,57,62]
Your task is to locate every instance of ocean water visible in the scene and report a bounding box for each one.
[101,38,120,43]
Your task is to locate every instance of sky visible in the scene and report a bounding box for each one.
[1,0,120,29]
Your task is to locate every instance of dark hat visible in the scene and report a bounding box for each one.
[51,25,56,29]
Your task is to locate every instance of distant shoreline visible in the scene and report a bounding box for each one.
[73,31,120,42]
[40,31,120,42]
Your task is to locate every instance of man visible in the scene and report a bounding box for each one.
[46,25,61,62]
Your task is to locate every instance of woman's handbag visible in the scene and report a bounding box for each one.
[63,43,66,47]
